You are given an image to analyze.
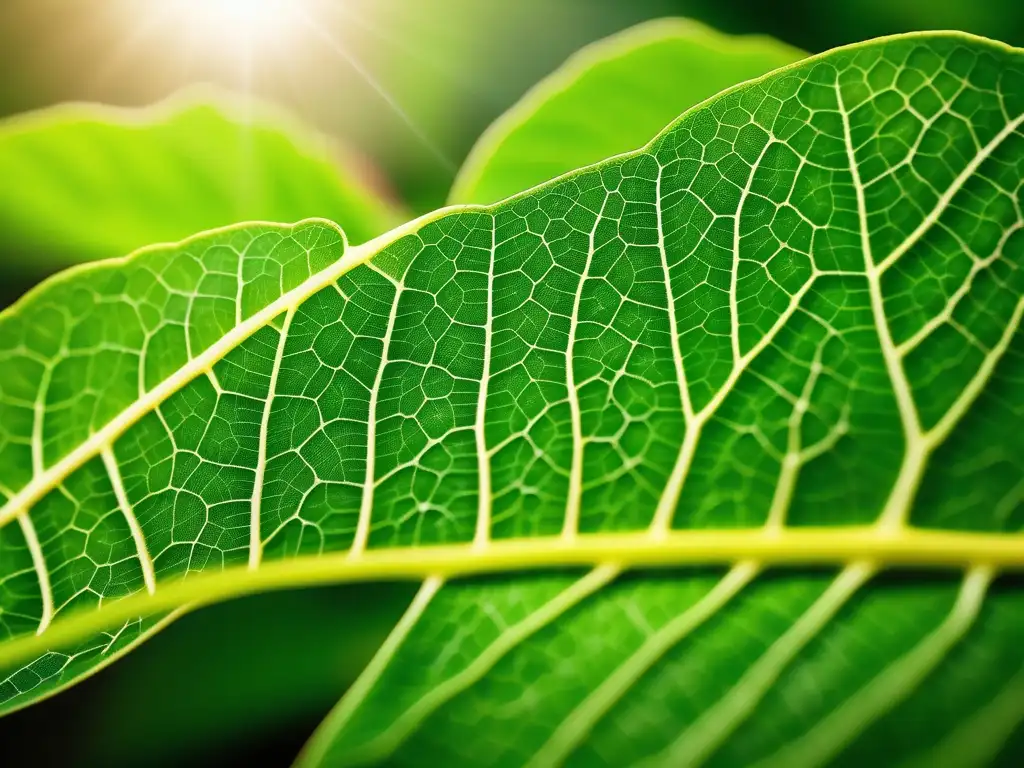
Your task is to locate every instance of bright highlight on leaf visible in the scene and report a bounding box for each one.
[1,25,1024,768]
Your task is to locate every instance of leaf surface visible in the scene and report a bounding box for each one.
[0,91,402,271]
[450,18,805,205]
[1,32,1024,766]
[0,91,410,731]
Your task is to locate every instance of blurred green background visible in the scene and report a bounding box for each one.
[1,0,1023,765]
[4,0,1023,221]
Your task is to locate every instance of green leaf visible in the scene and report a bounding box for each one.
[2,31,1024,766]
[450,18,805,205]
[0,91,408,742]
[0,90,402,271]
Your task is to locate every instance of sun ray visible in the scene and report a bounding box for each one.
[291,6,457,172]
[87,3,178,94]
[330,1,500,103]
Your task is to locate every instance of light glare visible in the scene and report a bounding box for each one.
[166,0,303,51]
[105,0,454,169]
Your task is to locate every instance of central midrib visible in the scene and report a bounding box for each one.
[1,525,1022,671]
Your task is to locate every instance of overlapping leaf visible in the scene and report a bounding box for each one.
[0,32,1023,766]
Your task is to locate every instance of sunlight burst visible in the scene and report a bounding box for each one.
[100,0,454,170]
[163,0,306,51]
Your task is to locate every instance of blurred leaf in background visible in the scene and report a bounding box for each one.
[451,18,805,204]
[0,91,402,273]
